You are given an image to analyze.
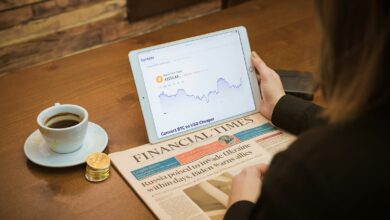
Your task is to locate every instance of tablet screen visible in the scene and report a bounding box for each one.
[137,30,256,138]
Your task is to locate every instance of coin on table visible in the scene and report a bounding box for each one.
[86,152,110,170]
[85,152,110,182]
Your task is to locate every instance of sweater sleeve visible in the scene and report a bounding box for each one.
[250,152,327,220]
[224,200,256,220]
[271,94,326,135]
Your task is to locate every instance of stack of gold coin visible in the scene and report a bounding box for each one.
[85,152,110,182]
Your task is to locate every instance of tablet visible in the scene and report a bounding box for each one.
[129,26,260,143]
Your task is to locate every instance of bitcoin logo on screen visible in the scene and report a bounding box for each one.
[156,75,164,83]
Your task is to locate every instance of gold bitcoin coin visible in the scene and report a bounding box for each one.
[85,167,110,182]
[86,152,110,170]
[85,152,110,182]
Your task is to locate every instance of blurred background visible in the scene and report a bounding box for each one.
[0,0,250,75]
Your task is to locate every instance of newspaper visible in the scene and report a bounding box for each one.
[110,113,295,219]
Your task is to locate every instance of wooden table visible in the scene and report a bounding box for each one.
[0,0,321,219]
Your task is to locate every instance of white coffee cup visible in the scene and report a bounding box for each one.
[37,103,88,153]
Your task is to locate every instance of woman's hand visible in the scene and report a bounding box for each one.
[251,51,285,120]
[228,164,268,207]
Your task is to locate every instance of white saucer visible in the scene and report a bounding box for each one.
[24,122,108,168]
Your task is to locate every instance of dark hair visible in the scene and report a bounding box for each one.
[315,0,390,123]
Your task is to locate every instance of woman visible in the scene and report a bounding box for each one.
[225,1,389,219]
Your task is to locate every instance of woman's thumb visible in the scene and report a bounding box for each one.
[251,51,272,81]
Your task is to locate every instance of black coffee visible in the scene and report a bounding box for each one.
[45,112,82,129]
[49,119,80,128]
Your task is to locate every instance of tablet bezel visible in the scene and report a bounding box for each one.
[129,26,260,143]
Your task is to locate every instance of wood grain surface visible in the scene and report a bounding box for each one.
[0,0,321,219]
[0,0,221,75]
